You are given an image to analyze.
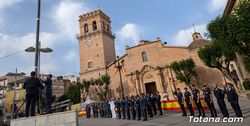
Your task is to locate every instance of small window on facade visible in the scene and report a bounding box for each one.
[102,21,105,30]
[88,61,93,68]
[142,52,148,62]
[107,24,110,32]
[92,21,97,31]
[84,23,88,33]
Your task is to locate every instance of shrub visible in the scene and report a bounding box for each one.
[243,80,250,90]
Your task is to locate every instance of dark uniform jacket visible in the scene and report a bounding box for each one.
[227,88,238,103]
[184,91,191,104]
[203,88,212,102]
[192,89,200,102]
[214,88,225,101]
[176,92,183,103]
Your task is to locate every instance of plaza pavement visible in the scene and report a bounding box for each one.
[79,95,250,126]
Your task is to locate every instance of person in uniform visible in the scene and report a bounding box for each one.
[184,87,194,116]
[136,95,141,121]
[175,88,187,116]
[214,84,229,117]
[100,101,105,118]
[42,74,53,114]
[95,102,99,118]
[115,98,121,119]
[86,104,91,118]
[191,85,205,117]
[23,71,44,117]
[155,91,163,115]
[146,93,153,117]
[202,85,217,117]
[140,93,147,121]
[125,96,131,119]
[130,96,136,120]
[150,94,157,115]
[102,101,107,118]
[107,100,112,118]
[92,103,96,118]
[226,83,243,117]
[121,97,126,119]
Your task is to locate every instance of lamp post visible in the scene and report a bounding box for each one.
[114,56,125,98]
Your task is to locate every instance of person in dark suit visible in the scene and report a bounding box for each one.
[121,97,126,119]
[214,84,229,117]
[98,102,103,118]
[106,101,112,118]
[86,104,91,118]
[140,93,147,121]
[23,71,44,117]
[226,83,243,117]
[92,103,97,118]
[191,85,205,117]
[125,96,131,119]
[146,93,153,117]
[150,94,157,115]
[136,95,141,121]
[175,88,187,116]
[155,91,163,115]
[115,98,121,119]
[41,74,53,114]
[130,96,136,120]
[184,87,194,116]
[202,85,217,117]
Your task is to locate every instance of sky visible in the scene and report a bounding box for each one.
[0,0,227,76]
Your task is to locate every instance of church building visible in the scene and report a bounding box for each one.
[77,9,226,99]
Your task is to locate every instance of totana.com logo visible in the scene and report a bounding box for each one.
[189,116,243,123]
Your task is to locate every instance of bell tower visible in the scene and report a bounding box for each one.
[78,9,116,80]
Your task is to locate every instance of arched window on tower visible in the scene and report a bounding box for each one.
[84,23,88,33]
[142,52,148,62]
[92,21,97,31]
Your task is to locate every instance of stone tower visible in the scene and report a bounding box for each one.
[192,32,203,41]
[78,9,116,80]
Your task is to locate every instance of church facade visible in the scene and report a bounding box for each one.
[77,9,226,99]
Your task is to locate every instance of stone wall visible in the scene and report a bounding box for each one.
[11,111,78,126]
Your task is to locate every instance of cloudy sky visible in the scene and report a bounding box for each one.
[0,0,227,76]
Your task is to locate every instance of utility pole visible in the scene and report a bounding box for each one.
[11,68,17,119]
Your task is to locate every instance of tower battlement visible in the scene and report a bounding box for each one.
[79,9,110,21]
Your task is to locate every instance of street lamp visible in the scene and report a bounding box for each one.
[114,56,125,98]
[25,44,53,77]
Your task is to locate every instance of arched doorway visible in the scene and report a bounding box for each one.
[145,82,157,95]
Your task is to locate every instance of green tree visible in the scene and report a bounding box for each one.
[170,58,197,88]
[66,83,81,104]
[204,0,250,74]
[82,79,91,102]
[92,75,111,101]
[198,43,236,83]
[198,0,250,88]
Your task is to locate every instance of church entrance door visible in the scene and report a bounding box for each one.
[145,82,157,95]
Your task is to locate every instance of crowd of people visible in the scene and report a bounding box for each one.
[22,71,243,119]
[86,83,243,121]
[85,91,164,121]
[175,84,243,118]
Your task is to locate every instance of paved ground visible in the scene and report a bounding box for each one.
[79,96,250,126]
